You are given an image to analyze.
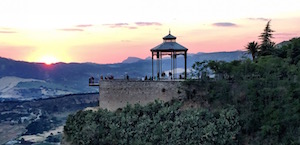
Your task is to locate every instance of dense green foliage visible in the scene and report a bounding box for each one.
[187,37,300,144]
[64,101,240,145]
[45,134,61,143]
[24,116,61,135]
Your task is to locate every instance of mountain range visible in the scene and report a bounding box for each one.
[0,51,249,100]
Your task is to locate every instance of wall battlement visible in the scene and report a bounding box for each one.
[99,80,185,111]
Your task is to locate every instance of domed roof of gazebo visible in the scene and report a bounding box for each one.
[151,32,188,52]
[151,42,187,52]
[163,33,176,40]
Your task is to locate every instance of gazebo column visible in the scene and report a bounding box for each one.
[184,51,187,79]
[152,51,154,79]
[174,54,177,79]
[171,53,173,79]
[171,52,174,80]
[160,52,162,79]
[156,52,160,80]
[170,52,172,80]
[170,52,176,80]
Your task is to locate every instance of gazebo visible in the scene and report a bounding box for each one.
[151,31,188,80]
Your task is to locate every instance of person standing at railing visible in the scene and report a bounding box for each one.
[89,77,94,84]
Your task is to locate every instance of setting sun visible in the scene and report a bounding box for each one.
[40,55,59,65]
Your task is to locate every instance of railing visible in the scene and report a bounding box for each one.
[89,82,99,86]
[88,76,188,86]
[88,77,99,86]
[90,78,185,84]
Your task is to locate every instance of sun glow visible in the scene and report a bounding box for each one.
[0,0,300,64]
[40,55,59,65]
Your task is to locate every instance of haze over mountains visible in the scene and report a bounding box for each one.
[0,51,248,100]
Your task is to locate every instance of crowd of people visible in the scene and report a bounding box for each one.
[89,72,184,84]
[89,74,115,84]
[142,72,183,81]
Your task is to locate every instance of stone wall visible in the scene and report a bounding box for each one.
[99,80,185,111]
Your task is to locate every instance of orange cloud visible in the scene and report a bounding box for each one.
[103,23,129,28]
[0,31,17,33]
[247,18,269,21]
[135,22,162,26]
[212,22,237,27]
[0,28,17,34]
[76,24,93,28]
[58,28,84,32]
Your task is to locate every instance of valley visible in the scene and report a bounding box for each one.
[0,93,99,144]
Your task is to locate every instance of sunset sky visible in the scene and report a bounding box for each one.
[0,0,300,64]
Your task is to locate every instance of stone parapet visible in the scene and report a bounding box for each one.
[99,80,185,111]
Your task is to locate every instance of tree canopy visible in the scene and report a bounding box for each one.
[64,101,240,145]
[188,37,300,144]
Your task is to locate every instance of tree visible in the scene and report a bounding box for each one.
[258,20,275,56]
[246,41,259,60]
[288,37,300,64]
[191,61,208,79]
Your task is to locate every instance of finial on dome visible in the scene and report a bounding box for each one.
[169,29,171,34]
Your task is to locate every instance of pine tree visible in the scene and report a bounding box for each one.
[258,20,275,56]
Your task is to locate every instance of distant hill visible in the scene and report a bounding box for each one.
[122,57,143,63]
[275,40,291,48]
[0,51,248,100]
